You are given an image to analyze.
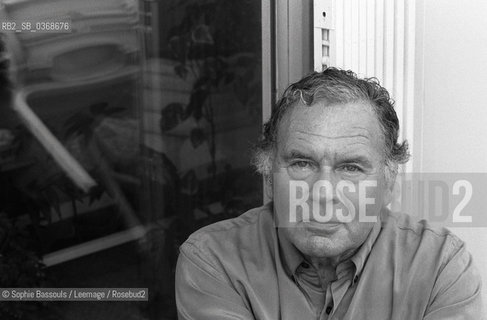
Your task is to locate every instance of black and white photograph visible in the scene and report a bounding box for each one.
[0,0,485,319]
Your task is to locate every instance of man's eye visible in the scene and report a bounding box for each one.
[291,161,312,170]
[341,164,362,172]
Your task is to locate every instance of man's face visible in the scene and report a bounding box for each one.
[272,101,392,261]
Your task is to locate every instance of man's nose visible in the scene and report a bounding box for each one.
[312,166,340,204]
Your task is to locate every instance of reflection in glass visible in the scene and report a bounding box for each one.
[0,0,263,318]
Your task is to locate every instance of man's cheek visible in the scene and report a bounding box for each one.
[357,180,381,222]
[336,180,382,223]
[273,174,311,227]
[272,172,289,227]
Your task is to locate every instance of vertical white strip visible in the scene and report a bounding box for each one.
[366,0,376,76]
[335,0,344,67]
[343,0,352,69]
[404,0,417,173]
[328,0,337,67]
[313,0,323,71]
[350,0,359,71]
[358,0,367,76]
[393,0,405,140]
[413,0,425,173]
[375,0,384,80]
[383,0,395,92]
[314,29,323,71]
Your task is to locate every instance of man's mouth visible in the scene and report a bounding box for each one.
[304,221,344,233]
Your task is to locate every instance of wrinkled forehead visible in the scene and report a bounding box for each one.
[279,98,381,130]
[275,99,386,154]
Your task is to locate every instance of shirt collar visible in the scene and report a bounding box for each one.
[276,210,383,283]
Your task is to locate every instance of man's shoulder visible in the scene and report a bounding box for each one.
[380,211,466,267]
[181,203,275,257]
[384,211,463,243]
[374,211,482,316]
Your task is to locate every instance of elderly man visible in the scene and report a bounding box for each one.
[175,69,483,319]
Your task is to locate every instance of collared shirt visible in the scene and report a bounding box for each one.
[175,203,483,320]
[276,213,382,319]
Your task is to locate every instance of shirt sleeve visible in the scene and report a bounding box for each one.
[175,242,255,320]
[423,237,484,320]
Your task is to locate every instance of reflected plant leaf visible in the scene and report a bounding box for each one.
[174,64,188,79]
[181,170,198,195]
[185,89,208,120]
[191,24,213,44]
[160,103,185,132]
[189,128,206,148]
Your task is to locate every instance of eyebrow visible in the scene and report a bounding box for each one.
[282,149,316,161]
[282,149,374,166]
[339,155,373,166]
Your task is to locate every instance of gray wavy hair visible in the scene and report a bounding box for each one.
[252,67,409,184]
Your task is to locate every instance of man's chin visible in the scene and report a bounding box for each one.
[297,233,345,257]
[301,243,347,260]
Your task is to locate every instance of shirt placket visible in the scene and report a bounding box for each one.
[293,272,355,320]
[317,264,355,320]
[318,285,334,320]
[295,262,340,320]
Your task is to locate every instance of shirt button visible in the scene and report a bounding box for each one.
[325,306,333,314]
[301,262,310,269]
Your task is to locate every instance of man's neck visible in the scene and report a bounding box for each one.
[305,246,359,284]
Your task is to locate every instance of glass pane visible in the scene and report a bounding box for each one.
[0,0,263,319]
[144,0,263,220]
[141,0,264,316]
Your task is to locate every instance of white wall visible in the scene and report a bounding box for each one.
[416,0,487,309]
